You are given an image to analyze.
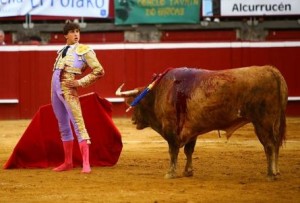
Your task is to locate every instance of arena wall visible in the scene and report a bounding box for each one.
[0,41,299,119]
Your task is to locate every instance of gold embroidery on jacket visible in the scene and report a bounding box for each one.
[76,44,91,55]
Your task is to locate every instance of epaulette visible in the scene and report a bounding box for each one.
[76,44,91,55]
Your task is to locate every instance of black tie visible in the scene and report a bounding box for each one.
[62,45,70,58]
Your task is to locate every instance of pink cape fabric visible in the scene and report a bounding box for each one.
[3,92,123,169]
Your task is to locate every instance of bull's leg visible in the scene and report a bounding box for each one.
[274,115,285,176]
[264,143,278,180]
[165,142,179,179]
[275,145,280,175]
[254,124,279,179]
[183,140,196,177]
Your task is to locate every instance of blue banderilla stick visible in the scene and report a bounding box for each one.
[126,79,157,112]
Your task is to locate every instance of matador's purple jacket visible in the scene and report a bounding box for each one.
[51,43,104,143]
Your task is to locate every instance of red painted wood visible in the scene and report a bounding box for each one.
[267,30,300,41]
[0,44,299,119]
[161,30,236,42]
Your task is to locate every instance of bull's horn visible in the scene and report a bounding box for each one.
[115,83,139,96]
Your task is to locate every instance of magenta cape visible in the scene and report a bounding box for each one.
[3,92,123,169]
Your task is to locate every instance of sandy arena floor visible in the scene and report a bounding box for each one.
[0,117,299,203]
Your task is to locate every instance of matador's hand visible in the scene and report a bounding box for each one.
[64,80,81,88]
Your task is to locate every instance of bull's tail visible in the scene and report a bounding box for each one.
[272,66,288,147]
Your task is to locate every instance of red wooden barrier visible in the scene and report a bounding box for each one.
[0,41,300,119]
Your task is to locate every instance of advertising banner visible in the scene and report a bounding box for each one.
[0,0,109,18]
[114,0,200,25]
[221,0,300,16]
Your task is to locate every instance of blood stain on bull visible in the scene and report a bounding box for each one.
[171,68,197,136]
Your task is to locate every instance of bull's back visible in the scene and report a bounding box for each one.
[224,66,288,107]
[154,66,287,133]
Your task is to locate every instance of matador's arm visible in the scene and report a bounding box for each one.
[78,50,105,87]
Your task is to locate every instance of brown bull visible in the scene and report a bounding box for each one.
[116,66,288,179]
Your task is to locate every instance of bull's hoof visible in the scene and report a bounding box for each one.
[267,175,277,181]
[183,170,194,177]
[164,172,177,179]
[267,174,279,181]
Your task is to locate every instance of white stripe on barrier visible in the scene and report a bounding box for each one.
[288,97,300,101]
[106,97,300,102]
[106,97,125,102]
[104,97,300,103]
[0,99,19,104]
[0,97,299,104]
[1,41,300,52]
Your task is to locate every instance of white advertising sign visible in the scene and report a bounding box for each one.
[221,0,300,16]
[0,0,109,18]
[0,1,29,17]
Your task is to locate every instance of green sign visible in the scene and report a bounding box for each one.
[114,0,200,25]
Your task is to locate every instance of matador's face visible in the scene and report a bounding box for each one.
[65,29,80,45]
